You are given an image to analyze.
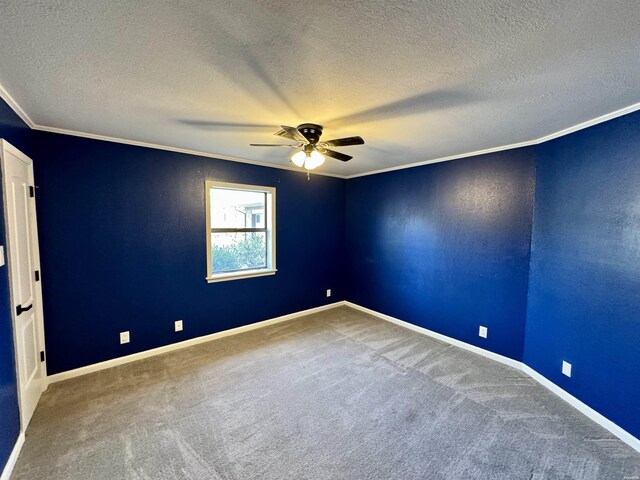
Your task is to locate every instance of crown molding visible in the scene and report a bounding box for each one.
[32,124,348,179]
[346,101,640,178]
[0,83,36,128]
[346,140,536,179]
[1,82,639,180]
[0,82,347,179]
[533,102,640,143]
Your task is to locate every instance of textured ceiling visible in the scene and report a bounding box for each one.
[0,1,639,176]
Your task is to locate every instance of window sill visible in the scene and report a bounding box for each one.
[206,269,277,283]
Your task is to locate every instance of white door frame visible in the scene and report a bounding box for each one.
[0,139,47,431]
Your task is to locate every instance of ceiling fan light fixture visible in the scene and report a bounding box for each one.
[306,150,325,170]
[256,124,363,172]
[291,150,306,167]
[291,150,325,170]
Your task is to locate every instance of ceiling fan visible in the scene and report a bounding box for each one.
[250,123,364,171]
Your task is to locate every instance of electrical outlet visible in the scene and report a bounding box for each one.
[562,361,572,377]
[479,326,488,338]
[120,331,130,344]
[326,289,331,298]
[175,320,183,332]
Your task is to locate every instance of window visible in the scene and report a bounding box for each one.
[205,181,276,282]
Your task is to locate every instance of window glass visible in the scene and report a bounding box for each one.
[210,189,266,229]
[206,182,275,281]
[211,232,267,273]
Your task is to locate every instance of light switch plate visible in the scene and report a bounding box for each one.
[479,326,488,338]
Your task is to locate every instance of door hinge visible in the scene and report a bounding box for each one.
[40,351,45,362]
[29,186,35,198]
[35,270,40,282]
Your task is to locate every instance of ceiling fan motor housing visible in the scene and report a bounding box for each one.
[297,123,323,144]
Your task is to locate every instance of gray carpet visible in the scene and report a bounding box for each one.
[12,306,640,479]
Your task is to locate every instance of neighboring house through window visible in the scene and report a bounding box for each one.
[205,181,276,282]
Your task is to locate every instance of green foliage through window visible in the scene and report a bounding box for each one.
[212,232,266,273]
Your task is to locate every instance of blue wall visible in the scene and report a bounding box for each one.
[525,111,640,438]
[27,130,345,375]
[2,94,640,475]
[0,100,33,473]
[344,112,640,439]
[345,149,536,361]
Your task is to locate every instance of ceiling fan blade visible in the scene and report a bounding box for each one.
[250,143,301,148]
[275,125,308,144]
[319,136,365,148]
[318,148,353,162]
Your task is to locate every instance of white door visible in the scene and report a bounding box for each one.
[1,140,45,430]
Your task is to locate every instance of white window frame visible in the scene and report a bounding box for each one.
[205,180,276,283]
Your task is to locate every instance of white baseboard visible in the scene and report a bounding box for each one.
[1,431,25,480]
[48,301,345,384]
[344,302,522,370]
[42,299,640,454]
[345,301,640,453]
[521,365,640,453]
